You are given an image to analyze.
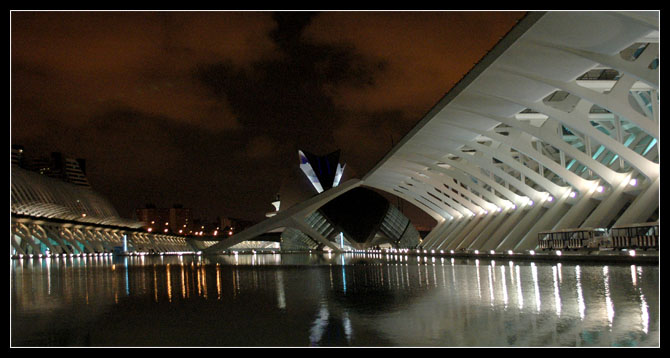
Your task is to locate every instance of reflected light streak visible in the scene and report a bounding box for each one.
[124,257,129,296]
[201,265,207,299]
[531,263,541,312]
[216,264,221,300]
[180,263,186,299]
[424,263,430,287]
[153,264,158,303]
[197,266,202,297]
[45,257,51,295]
[575,265,585,320]
[603,266,614,327]
[631,265,637,286]
[553,265,561,317]
[515,264,523,310]
[640,293,649,334]
[309,303,330,346]
[488,263,494,306]
[341,254,347,294]
[417,263,422,287]
[276,271,286,309]
[501,265,508,309]
[475,260,481,299]
[342,311,353,343]
[451,259,456,289]
[166,264,172,302]
[509,261,515,285]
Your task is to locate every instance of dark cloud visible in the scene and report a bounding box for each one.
[11,11,525,227]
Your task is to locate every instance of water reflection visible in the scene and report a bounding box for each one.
[11,253,659,347]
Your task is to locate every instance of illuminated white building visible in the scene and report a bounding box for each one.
[206,11,659,253]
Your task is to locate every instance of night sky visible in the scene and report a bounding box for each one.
[11,11,526,227]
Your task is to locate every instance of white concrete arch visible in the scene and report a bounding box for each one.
[402,137,546,202]
[401,151,524,205]
[446,121,596,192]
[366,181,449,223]
[401,154,508,210]
[368,170,464,218]
[391,163,483,215]
[362,11,659,251]
[495,66,659,139]
[446,104,624,186]
[471,90,659,180]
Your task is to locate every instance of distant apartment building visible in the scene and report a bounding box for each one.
[136,204,194,235]
[11,145,24,166]
[12,145,90,188]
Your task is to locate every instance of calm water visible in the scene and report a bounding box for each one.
[11,252,659,347]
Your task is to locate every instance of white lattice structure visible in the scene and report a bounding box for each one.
[363,11,659,252]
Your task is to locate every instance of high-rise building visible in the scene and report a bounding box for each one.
[136,204,193,234]
[11,145,24,166]
[16,148,90,188]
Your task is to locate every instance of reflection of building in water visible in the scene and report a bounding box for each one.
[11,255,658,346]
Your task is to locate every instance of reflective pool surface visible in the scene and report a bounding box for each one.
[11,253,659,347]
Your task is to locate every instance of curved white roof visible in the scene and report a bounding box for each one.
[11,166,143,228]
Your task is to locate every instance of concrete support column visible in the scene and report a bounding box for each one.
[435,217,471,250]
[82,228,105,252]
[442,217,479,250]
[427,219,460,250]
[44,226,73,254]
[70,228,96,253]
[454,213,497,250]
[615,176,660,226]
[480,205,531,251]
[449,215,484,249]
[495,203,547,251]
[422,219,455,249]
[31,224,59,254]
[59,228,82,254]
[512,193,572,251]
[581,176,633,228]
[467,210,511,249]
[553,195,598,231]
[17,223,42,254]
[432,217,469,248]
[423,219,458,249]
[11,234,26,256]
